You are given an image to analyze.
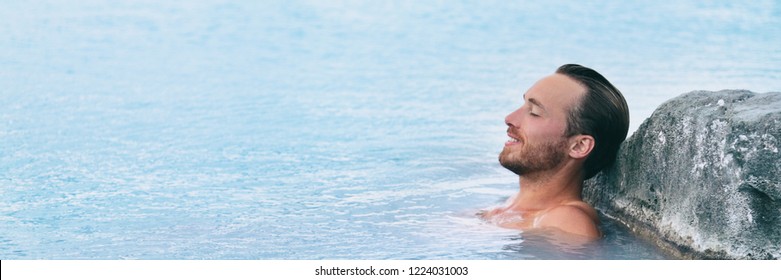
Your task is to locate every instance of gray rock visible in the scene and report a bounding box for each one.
[584,90,781,260]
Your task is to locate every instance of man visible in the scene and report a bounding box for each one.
[481,64,629,240]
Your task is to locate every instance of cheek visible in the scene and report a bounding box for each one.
[526,120,567,139]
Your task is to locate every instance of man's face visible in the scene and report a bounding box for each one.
[499,74,585,176]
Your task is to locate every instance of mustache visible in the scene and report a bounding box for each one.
[506,127,522,139]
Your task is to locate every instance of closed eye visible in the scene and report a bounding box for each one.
[528,106,540,117]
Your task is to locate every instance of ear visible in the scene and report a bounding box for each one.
[568,135,594,159]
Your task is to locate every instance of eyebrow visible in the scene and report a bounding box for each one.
[523,94,547,112]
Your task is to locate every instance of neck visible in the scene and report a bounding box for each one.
[505,166,584,212]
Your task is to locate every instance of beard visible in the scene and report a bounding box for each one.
[499,137,568,176]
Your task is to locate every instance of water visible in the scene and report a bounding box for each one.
[1,0,779,259]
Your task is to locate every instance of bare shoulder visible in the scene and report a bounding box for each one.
[561,201,599,222]
[535,203,600,239]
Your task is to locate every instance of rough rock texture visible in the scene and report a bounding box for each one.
[584,90,781,260]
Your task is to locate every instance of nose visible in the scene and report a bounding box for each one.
[505,107,523,128]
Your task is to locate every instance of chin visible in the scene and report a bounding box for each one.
[498,147,518,164]
[499,156,524,176]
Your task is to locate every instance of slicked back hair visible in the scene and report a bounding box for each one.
[556,64,629,180]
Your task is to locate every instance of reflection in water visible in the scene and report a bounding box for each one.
[493,213,668,260]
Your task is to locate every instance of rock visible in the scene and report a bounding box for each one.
[584,90,781,260]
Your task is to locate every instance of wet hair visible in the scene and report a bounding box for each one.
[556,64,629,180]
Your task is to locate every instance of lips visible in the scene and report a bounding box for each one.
[505,131,522,146]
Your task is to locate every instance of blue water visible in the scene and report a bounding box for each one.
[1,0,779,259]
